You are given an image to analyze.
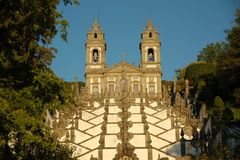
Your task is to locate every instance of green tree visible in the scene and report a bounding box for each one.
[213,96,225,112]
[196,80,206,93]
[197,42,228,63]
[226,9,240,57]
[184,62,216,85]
[0,0,78,159]
[175,67,187,92]
[235,144,240,159]
[175,10,240,159]
[222,108,234,121]
[217,9,240,105]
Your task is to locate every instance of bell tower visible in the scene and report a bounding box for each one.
[85,18,106,94]
[140,19,161,71]
[140,19,162,97]
[85,18,106,72]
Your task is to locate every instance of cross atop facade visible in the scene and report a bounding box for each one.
[121,53,125,61]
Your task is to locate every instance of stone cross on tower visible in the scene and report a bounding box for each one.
[121,53,126,61]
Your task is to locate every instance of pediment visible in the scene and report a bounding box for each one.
[106,61,141,73]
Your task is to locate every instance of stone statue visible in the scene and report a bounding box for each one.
[148,52,154,61]
[93,50,98,63]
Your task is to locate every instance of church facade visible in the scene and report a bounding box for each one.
[53,19,201,160]
[85,19,162,98]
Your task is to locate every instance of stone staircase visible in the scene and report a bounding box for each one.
[58,94,186,160]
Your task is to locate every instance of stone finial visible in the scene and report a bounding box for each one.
[175,92,181,106]
[145,18,154,31]
[121,52,125,62]
[92,17,101,32]
[173,76,177,93]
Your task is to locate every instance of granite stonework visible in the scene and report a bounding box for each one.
[55,89,194,160]
[52,19,198,160]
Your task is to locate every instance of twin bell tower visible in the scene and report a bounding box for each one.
[85,18,162,98]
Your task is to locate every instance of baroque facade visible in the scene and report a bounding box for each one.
[85,19,162,98]
[54,79,197,160]
[52,19,207,160]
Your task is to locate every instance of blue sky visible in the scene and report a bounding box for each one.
[51,0,240,82]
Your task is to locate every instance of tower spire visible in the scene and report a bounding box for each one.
[92,17,101,32]
[145,18,154,31]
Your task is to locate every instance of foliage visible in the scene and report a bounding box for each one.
[177,9,240,111]
[234,144,240,159]
[213,96,225,112]
[184,62,216,85]
[229,108,240,120]
[195,153,208,160]
[226,9,240,57]
[0,70,77,160]
[196,80,206,93]
[64,81,85,93]
[175,67,187,91]
[175,67,186,80]
[0,85,75,159]
[0,0,79,159]
[217,9,240,105]
[197,42,228,63]
[222,145,234,160]
[196,143,235,160]
[197,77,219,108]
[222,108,234,121]
[233,88,240,105]
[176,8,240,160]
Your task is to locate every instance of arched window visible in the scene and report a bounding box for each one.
[148,48,154,62]
[149,32,152,38]
[94,33,97,38]
[92,49,99,63]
